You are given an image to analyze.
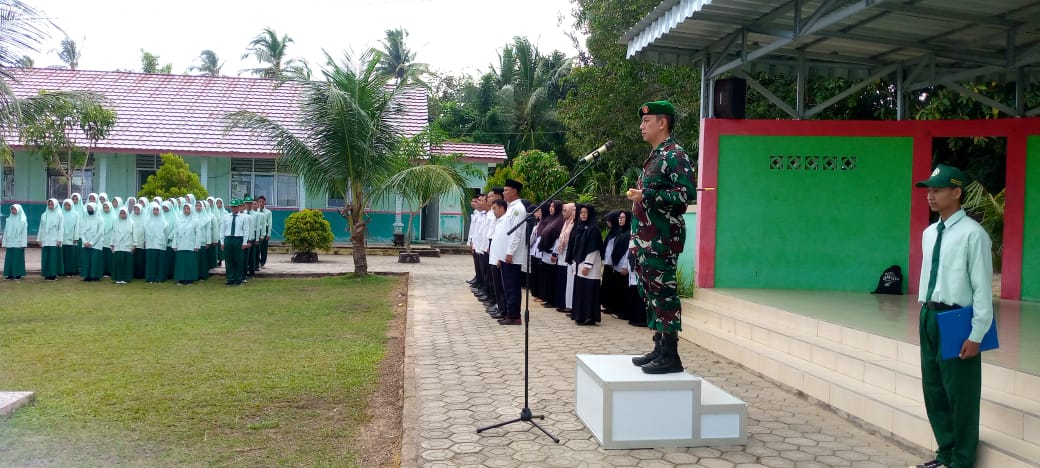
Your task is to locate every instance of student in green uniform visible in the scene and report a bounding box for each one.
[100,201,115,277]
[61,198,80,276]
[2,204,27,280]
[256,195,271,268]
[131,202,147,279]
[144,202,168,283]
[912,164,993,468]
[223,199,251,286]
[172,203,199,285]
[194,200,212,280]
[242,196,257,279]
[79,202,105,281]
[214,198,227,266]
[162,200,177,279]
[110,206,136,284]
[38,198,65,280]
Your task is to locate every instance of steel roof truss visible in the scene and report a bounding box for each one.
[941,81,1019,116]
[875,3,1022,28]
[804,63,898,117]
[709,0,894,79]
[734,70,800,118]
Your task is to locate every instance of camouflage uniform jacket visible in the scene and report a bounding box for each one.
[631,136,696,254]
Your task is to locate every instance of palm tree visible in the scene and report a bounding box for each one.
[494,37,571,155]
[56,36,80,70]
[188,49,223,76]
[375,28,430,88]
[240,27,308,80]
[225,50,401,275]
[0,0,55,147]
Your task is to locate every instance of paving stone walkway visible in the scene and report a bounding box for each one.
[2,248,926,467]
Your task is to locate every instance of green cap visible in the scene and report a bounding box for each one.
[244,196,253,203]
[915,164,968,188]
[232,199,243,207]
[639,100,676,117]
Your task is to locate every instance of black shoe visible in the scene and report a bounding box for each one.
[641,333,684,374]
[911,461,945,468]
[490,312,505,319]
[498,318,522,325]
[632,332,662,366]
[629,321,648,327]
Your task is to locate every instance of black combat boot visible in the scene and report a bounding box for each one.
[631,332,662,366]
[641,332,684,374]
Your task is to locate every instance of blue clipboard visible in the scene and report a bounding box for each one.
[936,306,999,360]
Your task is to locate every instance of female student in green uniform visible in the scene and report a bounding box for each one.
[194,200,212,280]
[143,202,168,283]
[79,202,105,281]
[61,198,80,276]
[110,206,135,284]
[38,198,65,280]
[100,201,115,277]
[130,202,147,279]
[2,203,27,280]
[172,203,199,285]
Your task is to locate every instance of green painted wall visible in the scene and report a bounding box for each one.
[676,211,698,290]
[1023,136,1040,301]
[714,136,913,291]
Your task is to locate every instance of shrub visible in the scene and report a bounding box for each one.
[137,153,209,199]
[284,209,333,254]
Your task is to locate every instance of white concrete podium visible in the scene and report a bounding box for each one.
[575,354,747,449]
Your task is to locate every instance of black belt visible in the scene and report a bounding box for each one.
[925,302,960,311]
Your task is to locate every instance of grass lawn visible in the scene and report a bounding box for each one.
[0,274,400,466]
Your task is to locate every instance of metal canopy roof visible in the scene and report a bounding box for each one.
[623,0,1040,86]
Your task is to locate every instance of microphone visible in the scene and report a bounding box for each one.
[578,141,614,163]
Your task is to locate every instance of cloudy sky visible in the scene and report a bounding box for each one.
[25,0,582,78]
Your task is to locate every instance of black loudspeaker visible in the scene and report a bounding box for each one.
[713,78,747,119]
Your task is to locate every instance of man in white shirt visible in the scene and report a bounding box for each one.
[495,179,528,325]
[913,164,992,468]
[486,198,508,319]
[467,196,484,288]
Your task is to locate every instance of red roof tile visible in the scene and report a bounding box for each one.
[433,142,507,163]
[6,68,429,157]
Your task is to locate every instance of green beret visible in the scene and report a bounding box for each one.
[229,199,239,207]
[244,196,253,203]
[639,100,676,117]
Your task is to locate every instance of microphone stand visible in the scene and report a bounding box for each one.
[476,156,601,443]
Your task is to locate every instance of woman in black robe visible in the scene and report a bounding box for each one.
[567,204,603,326]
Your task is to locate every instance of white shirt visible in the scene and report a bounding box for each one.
[918,209,994,342]
[223,211,252,238]
[488,214,508,265]
[504,198,528,268]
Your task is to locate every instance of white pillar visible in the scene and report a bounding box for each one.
[297,174,306,209]
[200,158,208,190]
[393,194,404,235]
[98,155,107,193]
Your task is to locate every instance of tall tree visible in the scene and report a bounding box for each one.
[188,49,223,76]
[140,49,172,74]
[374,28,430,88]
[15,54,31,67]
[240,27,310,80]
[225,50,402,276]
[55,36,80,70]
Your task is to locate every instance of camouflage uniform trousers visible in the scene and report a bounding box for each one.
[633,247,681,333]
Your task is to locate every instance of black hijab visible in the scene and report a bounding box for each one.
[567,204,602,264]
[537,200,564,252]
[609,211,632,266]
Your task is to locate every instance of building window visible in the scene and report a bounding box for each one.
[136,154,161,191]
[230,158,298,207]
[47,169,94,200]
[1,164,13,200]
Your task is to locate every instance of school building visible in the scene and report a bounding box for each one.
[0,68,505,243]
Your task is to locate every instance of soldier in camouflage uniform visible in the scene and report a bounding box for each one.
[626,100,696,375]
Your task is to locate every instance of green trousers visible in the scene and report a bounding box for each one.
[919,305,981,468]
[224,236,244,284]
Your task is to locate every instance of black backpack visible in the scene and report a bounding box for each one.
[871,265,903,295]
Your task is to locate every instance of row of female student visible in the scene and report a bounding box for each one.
[2,193,268,285]
[527,202,644,327]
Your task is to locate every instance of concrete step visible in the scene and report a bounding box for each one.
[683,294,1040,468]
[0,391,34,418]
